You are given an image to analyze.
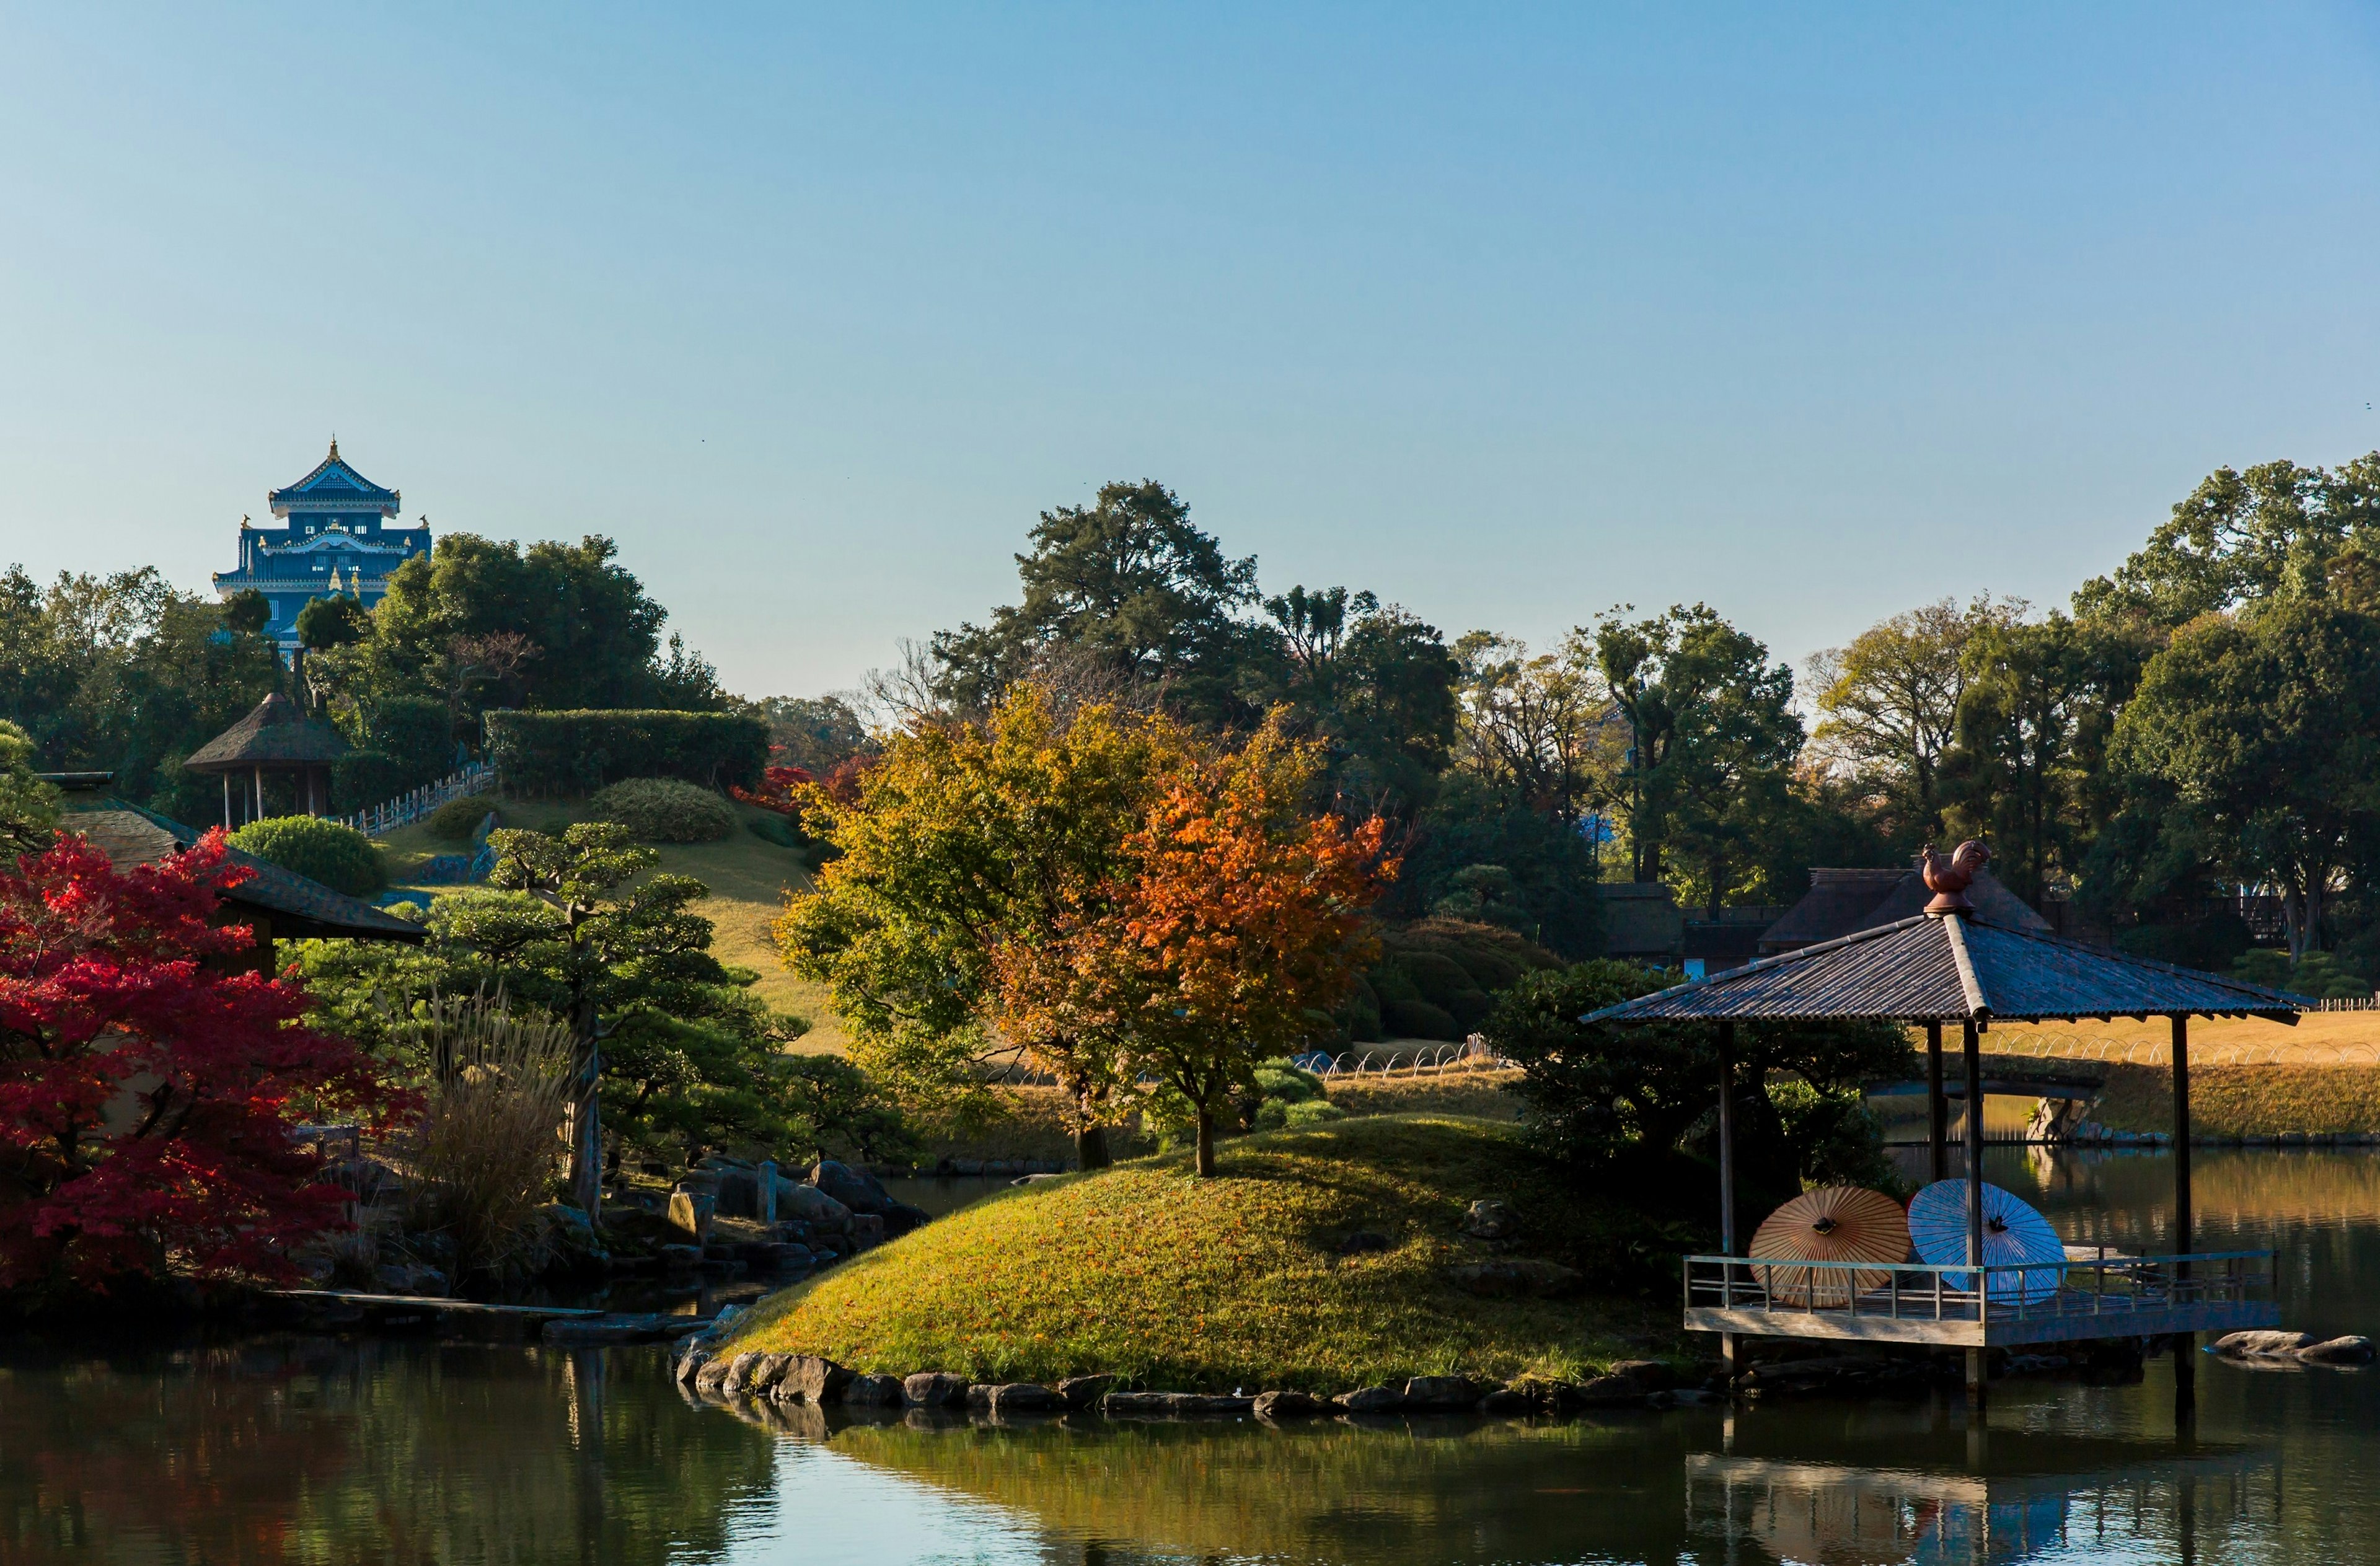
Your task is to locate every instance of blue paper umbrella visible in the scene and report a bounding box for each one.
[1907,1181,2065,1303]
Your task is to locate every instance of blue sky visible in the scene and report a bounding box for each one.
[2,4,2376,700]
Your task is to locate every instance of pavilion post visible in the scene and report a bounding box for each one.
[1963,1017,1986,1399]
[253,765,264,822]
[1717,1019,1739,1382]
[221,773,232,830]
[2172,1013,2195,1422]
[1926,1020,1947,1183]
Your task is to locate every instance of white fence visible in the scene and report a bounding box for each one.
[335,762,497,839]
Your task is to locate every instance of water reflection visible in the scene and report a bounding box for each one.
[1,1148,2373,1564]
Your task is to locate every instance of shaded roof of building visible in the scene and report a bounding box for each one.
[268,439,400,511]
[184,693,351,770]
[68,801,425,943]
[1760,865,2049,951]
[1585,913,2300,1026]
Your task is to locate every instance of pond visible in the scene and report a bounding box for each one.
[4,1146,2376,1565]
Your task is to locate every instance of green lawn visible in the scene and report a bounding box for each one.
[727,1114,1683,1392]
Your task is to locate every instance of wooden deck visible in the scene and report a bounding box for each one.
[1682,1251,2278,1348]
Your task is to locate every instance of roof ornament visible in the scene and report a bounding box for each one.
[328,434,340,460]
[1919,840,1991,916]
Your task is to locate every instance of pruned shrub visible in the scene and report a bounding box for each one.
[590,777,736,843]
[425,794,499,842]
[227,814,387,896]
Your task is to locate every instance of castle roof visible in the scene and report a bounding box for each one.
[185,694,352,771]
[269,439,400,514]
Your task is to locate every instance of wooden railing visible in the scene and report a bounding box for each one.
[335,762,496,839]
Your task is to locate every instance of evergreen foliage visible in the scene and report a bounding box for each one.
[590,777,738,842]
[487,710,768,796]
[226,814,387,897]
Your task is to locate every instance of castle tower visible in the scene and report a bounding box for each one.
[211,439,431,651]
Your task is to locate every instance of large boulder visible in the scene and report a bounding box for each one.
[1334,1385,1406,1414]
[1056,1375,1115,1410]
[903,1371,969,1408]
[984,1383,1062,1415]
[1401,1375,1479,1410]
[810,1160,894,1216]
[772,1355,855,1404]
[883,1200,932,1238]
[667,1190,717,1244]
[844,1373,906,1406]
[778,1182,853,1227]
[1252,1390,1325,1420]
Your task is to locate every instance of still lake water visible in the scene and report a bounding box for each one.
[4,1146,2376,1565]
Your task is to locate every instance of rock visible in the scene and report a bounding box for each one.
[1476,1388,1533,1415]
[883,1201,932,1238]
[695,1352,753,1394]
[1459,1200,1519,1241]
[904,1371,971,1408]
[2296,1335,2376,1365]
[658,1243,703,1270]
[712,1167,764,1218]
[1401,1375,1480,1409]
[850,1214,886,1249]
[985,1383,1062,1415]
[1336,1231,1390,1256]
[1102,1391,1256,1418]
[811,1159,894,1216]
[667,1190,716,1245]
[844,1373,906,1406]
[1445,1259,1581,1298]
[775,1355,855,1404]
[779,1184,853,1226]
[2212,1330,2321,1358]
[1608,1360,1678,1392]
[1569,1375,1650,1407]
[1055,1375,1116,1410]
[673,1346,711,1383]
[1334,1385,1406,1414]
[1251,1389,1325,1420]
[744,1353,796,1395]
[716,1352,769,1397]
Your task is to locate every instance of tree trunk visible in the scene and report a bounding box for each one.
[1075,1122,1111,1171]
[1194,1106,1217,1177]
[567,1043,602,1220]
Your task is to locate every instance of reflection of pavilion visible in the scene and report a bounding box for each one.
[1686,1446,2273,1565]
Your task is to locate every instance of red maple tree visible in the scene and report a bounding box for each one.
[0,831,393,1291]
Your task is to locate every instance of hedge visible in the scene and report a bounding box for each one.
[485,710,768,797]
[589,777,737,842]
[227,815,387,897]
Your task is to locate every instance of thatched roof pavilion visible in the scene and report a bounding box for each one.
[183,693,350,822]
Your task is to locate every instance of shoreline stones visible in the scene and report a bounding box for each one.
[2213,1330,2375,1365]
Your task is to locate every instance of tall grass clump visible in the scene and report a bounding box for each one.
[395,993,578,1283]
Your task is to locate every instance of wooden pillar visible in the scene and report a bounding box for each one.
[2173,1013,2196,1423]
[1926,1020,1947,1184]
[253,765,265,823]
[221,773,232,829]
[1717,1019,1739,1381]
[1964,1017,1986,1401]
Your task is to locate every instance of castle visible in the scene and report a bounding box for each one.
[211,441,431,651]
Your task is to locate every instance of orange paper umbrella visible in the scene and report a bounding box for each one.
[1748,1185,1912,1309]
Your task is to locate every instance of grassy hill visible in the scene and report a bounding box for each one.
[726,1115,1681,1392]
[375,793,850,1050]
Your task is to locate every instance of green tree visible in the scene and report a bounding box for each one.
[928,481,1261,723]
[1249,586,1461,815]
[0,719,60,856]
[2108,599,2380,961]
[1450,630,1618,827]
[777,688,1189,1168]
[1595,604,1802,913]
[1808,596,2024,843]
[2074,454,2380,630]
[294,594,369,651]
[438,822,765,1214]
[756,694,875,773]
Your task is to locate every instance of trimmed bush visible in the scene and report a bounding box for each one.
[425,794,499,842]
[589,777,736,843]
[486,709,766,797]
[227,814,387,897]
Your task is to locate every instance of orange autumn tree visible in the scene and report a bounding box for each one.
[1107,722,1394,1176]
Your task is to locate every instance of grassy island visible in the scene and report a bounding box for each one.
[725,1115,1687,1392]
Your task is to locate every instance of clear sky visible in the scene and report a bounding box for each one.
[3,4,2376,702]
